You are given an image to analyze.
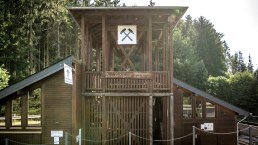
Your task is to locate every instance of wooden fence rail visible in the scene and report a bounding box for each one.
[84,71,170,92]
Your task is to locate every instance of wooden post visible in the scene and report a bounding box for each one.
[88,30,92,70]
[129,132,132,145]
[102,16,107,71]
[169,24,173,91]
[21,93,28,128]
[143,36,147,71]
[102,15,107,92]
[80,15,85,63]
[96,47,100,71]
[149,96,153,145]
[5,138,8,145]
[101,15,107,144]
[102,94,106,145]
[165,26,169,71]
[85,22,89,69]
[249,125,252,145]
[162,28,166,71]
[148,15,152,71]
[193,126,195,145]
[170,93,174,145]
[65,132,68,145]
[168,15,174,145]
[5,99,12,129]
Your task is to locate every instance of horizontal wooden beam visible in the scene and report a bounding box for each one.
[76,11,172,16]
[85,18,169,24]
[82,92,172,97]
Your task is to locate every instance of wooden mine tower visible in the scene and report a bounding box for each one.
[69,6,187,145]
[0,6,249,145]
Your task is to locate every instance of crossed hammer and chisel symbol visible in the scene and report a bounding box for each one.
[120,28,134,41]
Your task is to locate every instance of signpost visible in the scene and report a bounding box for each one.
[64,63,73,85]
[51,130,63,144]
[118,25,137,45]
[201,123,214,131]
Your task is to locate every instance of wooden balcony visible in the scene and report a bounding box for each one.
[84,71,170,92]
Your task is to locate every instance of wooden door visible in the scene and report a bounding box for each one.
[83,96,150,145]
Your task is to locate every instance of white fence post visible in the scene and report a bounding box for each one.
[5,138,8,145]
[65,132,68,145]
[192,126,195,145]
[129,132,131,145]
[79,128,82,145]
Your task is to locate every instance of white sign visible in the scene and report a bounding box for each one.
[76,128,82,145]
[51,130,63,145]
[54,137,60,144]
[118,25,137,45]
[64,63,73,85]
[201,123,214,131]
[51,130,63,137]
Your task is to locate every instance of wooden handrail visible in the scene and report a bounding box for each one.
[84,71,170,92]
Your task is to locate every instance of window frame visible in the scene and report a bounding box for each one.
[205,100,216,118]
[182,93,193,119]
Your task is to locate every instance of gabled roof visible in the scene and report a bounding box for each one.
[0,56,73,100]
[174,78,249,116]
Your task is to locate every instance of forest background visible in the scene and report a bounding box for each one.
[0,0,258,118]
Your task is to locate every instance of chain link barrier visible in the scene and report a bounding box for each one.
[194,126,251,135]
[3,138,63,145]
[2,125,258,145]
[131,132,193,142]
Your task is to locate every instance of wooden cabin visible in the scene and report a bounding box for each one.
[0,7,249,145]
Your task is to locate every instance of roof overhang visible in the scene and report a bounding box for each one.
[0,56,73,100]
[174,78,249,116]
[68,6,188,26]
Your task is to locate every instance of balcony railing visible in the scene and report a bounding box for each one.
[84,71,170,92]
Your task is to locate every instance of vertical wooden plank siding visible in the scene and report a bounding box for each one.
[0,133,42,144]
[42,71,73,144]
[72,61,82,144]
[174,88,183,145]
[84,96,149,145]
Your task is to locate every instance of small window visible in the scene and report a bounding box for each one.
[183,94,192,118]
[12,97,21,126]
[28,88,41,126]
[0,104,5,126]
[195,98,203,118]
[206,101,215,118]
